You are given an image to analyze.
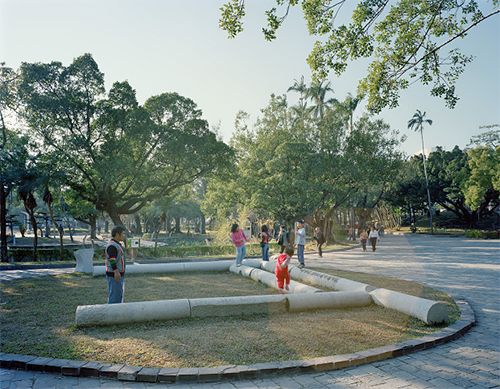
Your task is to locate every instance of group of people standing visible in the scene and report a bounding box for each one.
[231,220,327,268]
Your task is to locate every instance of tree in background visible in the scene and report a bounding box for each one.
[203,89,404,242]
[408,110,433,233]
[17,54,233,228]
[1,64,21,262]
[462,126,500,220]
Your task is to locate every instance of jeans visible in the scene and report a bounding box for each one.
[261,243,270,261]
[236,244,246,265]
[297,244,305,264]
[107,274,124,304]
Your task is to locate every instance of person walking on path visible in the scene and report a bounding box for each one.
[360,228,368,251]
[272,246,294,294]
[276,225,289,254]
[260,225,270,261]
[105,225,127,304]
[368,226,379,252]
[231,223,249,267]
[295,220,306,267]
[312,227,325,258]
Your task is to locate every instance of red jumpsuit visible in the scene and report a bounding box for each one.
[275,253,291,289]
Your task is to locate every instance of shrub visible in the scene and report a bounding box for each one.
[465,230,499,239]
[8,248,78,262]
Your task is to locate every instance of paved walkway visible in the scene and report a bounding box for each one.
[1,234,499,388]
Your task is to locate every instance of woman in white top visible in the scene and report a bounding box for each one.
[368,226,379,252]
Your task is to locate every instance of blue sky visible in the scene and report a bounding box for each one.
[1,0,499,157]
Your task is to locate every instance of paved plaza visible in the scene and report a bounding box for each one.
[1,234,499,388]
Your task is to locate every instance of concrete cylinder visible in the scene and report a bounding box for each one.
[76,299,191,327]
[248,267,321,294]
[229,264,255,278]
[190,295,287,318]
[260,261,276,273]
[243,259,264,269]
[370,288,449,325]
[184,261,232,272]
[288,267,376,292]
[94,261,232,276]
[288,291,372,312]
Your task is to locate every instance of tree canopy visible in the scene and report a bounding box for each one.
[219,0,500,113]
[16,54,233,227]
[203,87,404,239]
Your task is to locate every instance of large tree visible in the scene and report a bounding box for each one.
[220,0,499,113]
[1,64,22,262]
[203,91,404,241]
[462,127,500,212]
[17,54,233,227]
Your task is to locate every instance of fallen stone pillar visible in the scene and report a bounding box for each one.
[288,267,376,293]
[370,288,449,325]
[76,299,191,327]
[93,261,232,276]
[190,295,287,318]
[233,264,321,294]
[287,291,372,312]
[184,261,232,272]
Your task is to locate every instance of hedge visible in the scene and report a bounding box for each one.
[6,242,283,263]
[133,243,281,259]
[7,248,78,262]
[465,230,499,239]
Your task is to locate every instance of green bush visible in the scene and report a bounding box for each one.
[465,230,499,239]
[134,242,281,259]
[8,248,78,262]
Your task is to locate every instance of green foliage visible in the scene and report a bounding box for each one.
[203,87,404,234]
[7,248,78,262]
[219,0,499,113]
[17,54,233,227]
[465,229,499,239]
[463,146,500,206]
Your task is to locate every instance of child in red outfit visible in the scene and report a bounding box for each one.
[273,247,294,294]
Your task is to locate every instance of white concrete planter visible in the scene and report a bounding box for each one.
[74,249,94,274]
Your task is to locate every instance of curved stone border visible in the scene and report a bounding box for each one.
[0,298,475,383]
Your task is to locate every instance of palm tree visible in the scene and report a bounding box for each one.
[307,80,335,120]
[287,76,308,103]
[288,76,308,123]
[408,110,434,234]
[342,93,363,134]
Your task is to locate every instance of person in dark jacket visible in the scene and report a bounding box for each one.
[312,227,326,258]
[105,225,127,304]
[276,225,289,254]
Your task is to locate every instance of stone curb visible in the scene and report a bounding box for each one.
[0,297,475,383]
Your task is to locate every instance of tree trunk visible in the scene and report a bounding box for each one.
[29,211,38,262]
[0,181,8,262]
[200,214,206,235]
[107,208,124,228]
[89,214,97,239]
[134,214,142,235]
[174,216,181,233]
[47,202,64,261]
[166,215,172,233]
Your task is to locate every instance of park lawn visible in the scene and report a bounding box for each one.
[0,269,460,368]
